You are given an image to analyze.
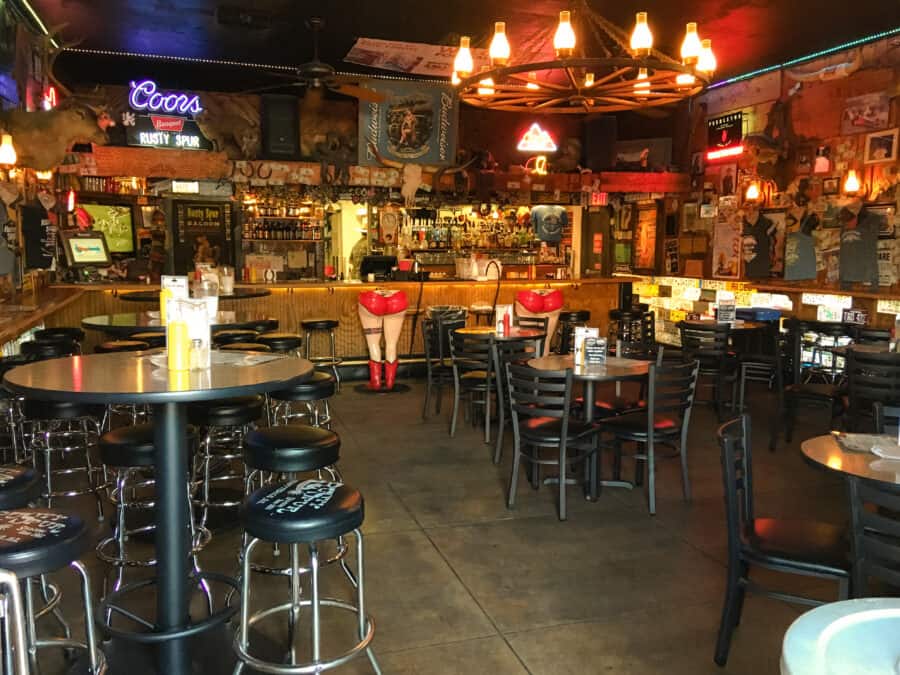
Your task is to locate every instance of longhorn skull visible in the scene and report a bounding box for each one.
[367,143,475,207]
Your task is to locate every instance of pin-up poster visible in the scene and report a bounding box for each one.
[359,81,458,167]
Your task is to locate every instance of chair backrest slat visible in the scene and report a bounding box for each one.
[849,475,900,596]
[717,415,755,562]
[648,360,700,418]
[506,363,573,422]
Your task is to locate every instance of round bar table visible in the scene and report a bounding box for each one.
[455,326,547,353]
[4,351,313,673]
[82,311,277,338]
[118,288,272,303]
[801,433,900,485]
[681,319,768,333]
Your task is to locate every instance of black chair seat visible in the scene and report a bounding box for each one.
[244,426,340,473]
[213,329,259,346]
[21,340,77,359]
[219,342,272,353]
[257,332,302,352]
[99,424,156,467]
[558,310,591,323]
[0,466,40,509]
[23,399,104,421]
[187,395,264,427]
[301,318,339,331]
[270,371,336,401]
[34,327,85,343]
[243,480,363,544]
[600,411,680,440]
[247,319,279,334]
[744,518,849,574]
[520,417,597,443]
[95,340,149,354]
[785,382,842,400]
[131,332,166,348]
[0,509,90,578]
[573,396,644,419]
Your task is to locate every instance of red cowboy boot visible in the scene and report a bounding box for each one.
[368,360,382,390]
[384,360,398,390]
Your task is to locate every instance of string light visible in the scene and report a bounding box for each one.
[553,11,576,57]
[454,36,474,77]
[489,22,511,66]
[630,12,653,55]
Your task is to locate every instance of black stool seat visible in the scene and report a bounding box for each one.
[21,340,77,359]
[95,340,149,354]
[270,371,336,401]
[219,342,272,353]
[23,399,104,421]
[0,466,40,509]
[99,424,156,467]
[257,332,302,352]
[243,480,363,543]
[244,426,340,473]
[34,327,85,343]
[131,332,166,348]
[188,395,264,427]
[301,318,339,331]
[213,329,259,346]
[247,319,279,334]
[559,310,591,323]
[0,509,90,578]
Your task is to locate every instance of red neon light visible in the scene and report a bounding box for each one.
[517,123,557,153]
[42,86,57,110]
[706,145,744,161]
[67,189,76,213]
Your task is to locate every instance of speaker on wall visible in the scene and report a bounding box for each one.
[261,94,301,160]
[583,115,617,171]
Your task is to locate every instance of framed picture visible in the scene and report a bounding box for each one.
[864,128,899,164]
[699,203,718,219]
[822,177,840,195]
[867,203,897,238]
[682,202,699,232]
[718,163,738,196]
[842,92,891,135]
[691,151,704,176]
[762,209,788,275]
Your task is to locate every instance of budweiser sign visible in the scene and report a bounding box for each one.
[151,115,186,132]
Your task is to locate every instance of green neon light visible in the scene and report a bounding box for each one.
[709,26,900,89]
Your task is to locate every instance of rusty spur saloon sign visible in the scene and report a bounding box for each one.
[125,79,213,151]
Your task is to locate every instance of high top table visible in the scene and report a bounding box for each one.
[118,288,272,303]
[82,310,277,338]
[4,351,313,674]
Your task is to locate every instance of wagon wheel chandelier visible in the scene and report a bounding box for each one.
[452,0,716,114]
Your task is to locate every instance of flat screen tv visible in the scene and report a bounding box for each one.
[80,203,135,253]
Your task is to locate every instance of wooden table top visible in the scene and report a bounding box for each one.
[527,354,650,382]
[801,433,900,485]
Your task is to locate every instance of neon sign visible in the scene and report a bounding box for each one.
[128,79,202,116]
[517,123,557,153]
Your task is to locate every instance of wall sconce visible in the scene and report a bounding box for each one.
[843,169,863,196]
[744,181,761,202]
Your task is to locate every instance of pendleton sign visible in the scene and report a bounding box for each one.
[124,79,213,151]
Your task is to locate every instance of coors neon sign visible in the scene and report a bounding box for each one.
[128,79,203,116]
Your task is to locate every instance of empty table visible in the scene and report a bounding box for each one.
[4,351,313,673]
[801,433,900,485]
[82,311,277,338]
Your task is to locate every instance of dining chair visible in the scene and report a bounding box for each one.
[422,317,466,419]
[513,315,549,355]
[492,338,537,464]
[736,321,778,413]
[873,401,900,434]
[714,415,850,667]
[449,330,497,443]
[505,363,598,520]
[844,348,900,432]
[677,321,736,421]
[850,325,891,344]
[600,359,699,515]
[848,474,900,597]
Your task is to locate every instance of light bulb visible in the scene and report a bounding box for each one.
[453,36,474,77]
[843,170,861,194]
[745,181,761,201]
[0,134,16,166]
[676,72,696,87]
[697,39,716,74]
[451,71,461,86]
[477,67,495,96]
[525,71,540,90]
[630,12,653,55]
[584,72,595,87]
[681,22,702,64]
[554,10,576,57]
[489,22,511,66]
[35,170,53,181]
[634,68,650,97]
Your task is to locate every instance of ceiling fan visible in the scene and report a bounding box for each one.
[240,17,383,102]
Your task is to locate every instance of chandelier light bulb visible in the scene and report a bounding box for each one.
[697,38,717,74]
[477,67,495,96]
[0,134,16,166]
[454,36,474,77]
[526,71,540,90]
[843,169,861,194]
[489,22,511,66]
[681,22,702,64]
[451,71,461,85]
[554,10,576,57]
[630,12,653,55]
[584,72,595,87]
[634,68,650,97]
[676,72,696,87]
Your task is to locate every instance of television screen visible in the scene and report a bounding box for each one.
[80,204,134,253]
[68,237,110,265]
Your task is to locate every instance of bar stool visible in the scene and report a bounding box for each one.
[22,399,105,519]
[96,424,212,618]
[33,327,85,344]
[219,342,272,353]
[0,509,105,673]
[555,310,590,355]
[301,318,342,389]
[189,395,264,526]
[247,319,279,333]
[0,567,28,675]
[257,332,303,355]
[0,356,30,464]
[95,339,150,354]
[0,465,40,509]
[234,480,379,674]
[20,339,78,360]
[130,331,166,348]
[213,329,259,347]
[268,371,336,427]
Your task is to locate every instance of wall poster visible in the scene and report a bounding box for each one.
[633,203,658,271]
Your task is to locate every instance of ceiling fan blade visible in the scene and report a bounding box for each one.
[329,83,385,102]
[236,81,307,96]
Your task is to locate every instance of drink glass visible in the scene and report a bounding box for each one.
[218,266,235,295]
[193,279,219,320]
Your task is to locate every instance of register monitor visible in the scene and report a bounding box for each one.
[359,255,397,281]
[60,230,112,268]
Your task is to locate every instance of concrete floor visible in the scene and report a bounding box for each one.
[25,378,848,674]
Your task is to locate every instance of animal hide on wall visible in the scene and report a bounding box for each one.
[0,106,109,170]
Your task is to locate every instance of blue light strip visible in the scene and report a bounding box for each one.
[708,26,900,89]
